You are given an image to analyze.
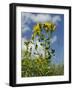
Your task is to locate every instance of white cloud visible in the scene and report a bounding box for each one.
[21,13,32,24]
[21,38,27,59]
[22,13,52,23]
[52,16,61,24]
[22,25,30,33]
[30,14,52,23]
[51,35,57,44]
[21,38,27,50]
[22,12,61,24]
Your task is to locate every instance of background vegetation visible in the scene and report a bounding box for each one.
[21,57,64,77]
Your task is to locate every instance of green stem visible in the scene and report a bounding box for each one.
[44,39,46,58]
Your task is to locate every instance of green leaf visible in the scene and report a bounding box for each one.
[40,43,43,46]
[32,35,34,40]
[48,55,51,59]
[45,47,49,50]
[38,38,41,42]
[35,44,38,50]
[40,37,44,40]
[51,49,55,54]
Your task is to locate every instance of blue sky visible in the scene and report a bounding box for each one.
[21,12,64,64]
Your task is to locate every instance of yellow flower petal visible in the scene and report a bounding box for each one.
[33,23,41,36]
[43,22,56,31]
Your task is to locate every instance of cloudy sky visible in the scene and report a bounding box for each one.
[21,12,64,64]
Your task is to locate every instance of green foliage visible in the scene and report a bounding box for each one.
[21,57,64,77]
[35,44,38,50]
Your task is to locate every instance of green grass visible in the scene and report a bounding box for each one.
[21,58,64,77]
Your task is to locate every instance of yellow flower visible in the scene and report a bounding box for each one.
[43,22,56,31]
[33,23,41,36]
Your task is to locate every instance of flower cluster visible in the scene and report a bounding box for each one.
[33,22,56,37]
[33,23,41,36]
[43,22,56,32]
